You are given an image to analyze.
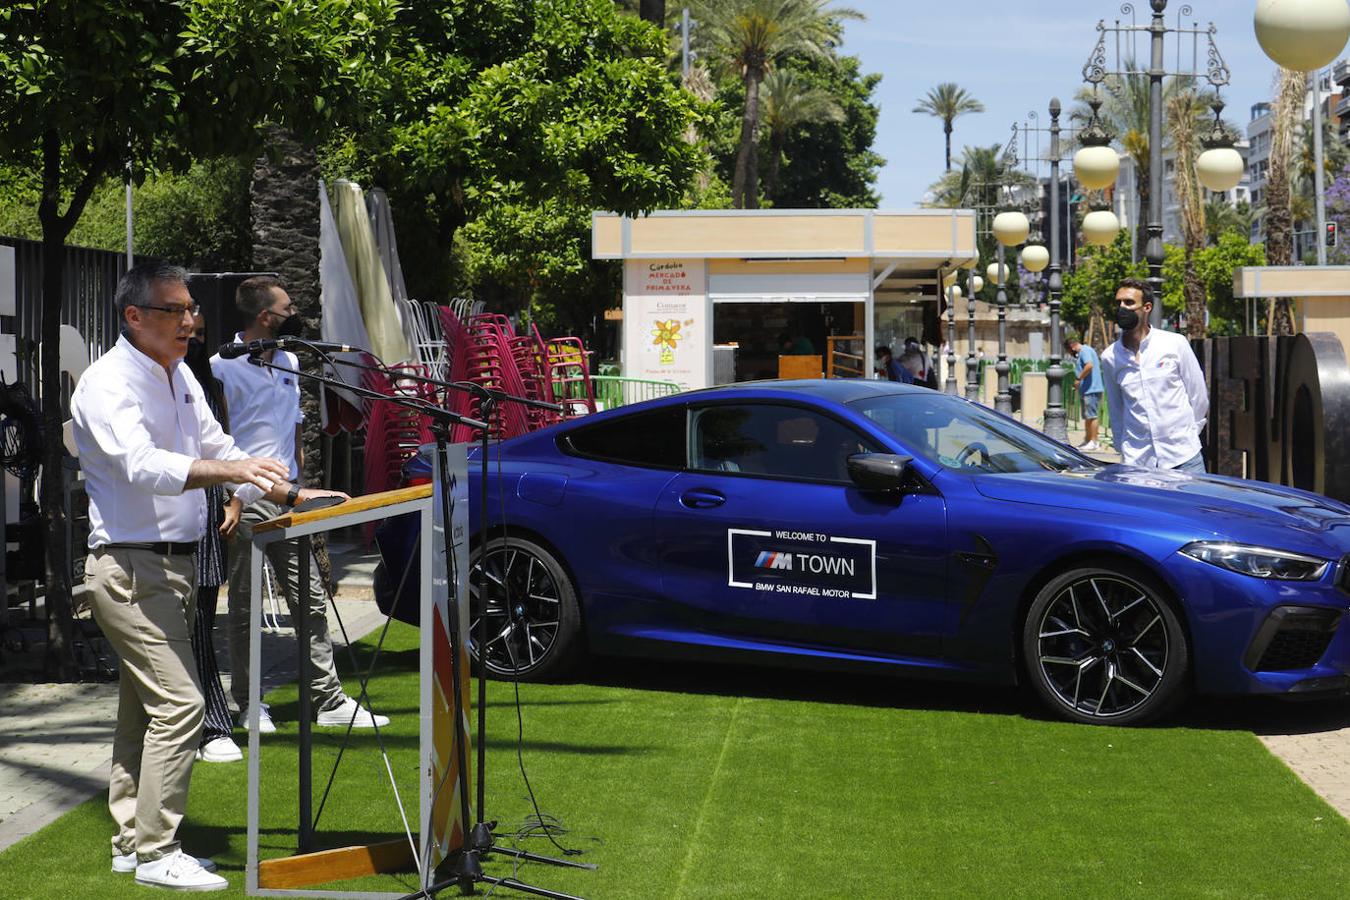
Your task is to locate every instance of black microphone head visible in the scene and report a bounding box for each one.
[218,342,249,359]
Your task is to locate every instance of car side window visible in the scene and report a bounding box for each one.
[563,406,686,469]
[690,404,877,483]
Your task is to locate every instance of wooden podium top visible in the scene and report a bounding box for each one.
[253,483,432,535]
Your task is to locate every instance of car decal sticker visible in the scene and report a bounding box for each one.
[727,528,876,600]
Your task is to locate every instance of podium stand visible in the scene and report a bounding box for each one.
[244,446,470,897]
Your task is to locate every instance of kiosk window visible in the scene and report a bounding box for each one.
[563,406,686,468]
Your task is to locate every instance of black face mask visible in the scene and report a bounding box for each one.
[274,311,305,338]
[1115,305,1141,331]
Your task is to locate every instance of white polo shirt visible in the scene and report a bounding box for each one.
[211,335,304,483]
[1101,327,1209,469]
[70,335,263,547]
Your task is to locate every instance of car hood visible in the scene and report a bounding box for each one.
[971,465,1350,556]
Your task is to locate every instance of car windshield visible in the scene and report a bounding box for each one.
[847,392,1096,474]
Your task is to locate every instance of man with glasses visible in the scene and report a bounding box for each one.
[212,276,386,735]
[71,262,308,890]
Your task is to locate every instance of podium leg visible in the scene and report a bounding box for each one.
[298,536,313,854]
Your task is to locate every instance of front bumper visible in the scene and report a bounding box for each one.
[1169,552,1350,696]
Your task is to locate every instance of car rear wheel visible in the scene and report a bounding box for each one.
[1022,566,1189,725]
[469,537,583,680]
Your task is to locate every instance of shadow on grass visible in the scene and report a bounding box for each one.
[571,655,1350,736]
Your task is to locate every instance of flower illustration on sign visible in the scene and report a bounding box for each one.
[651,319,683,364]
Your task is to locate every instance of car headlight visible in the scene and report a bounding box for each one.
[1179,542,1331,581]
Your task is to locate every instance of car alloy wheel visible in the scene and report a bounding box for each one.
[469,537,581,680]
[1024,567,1189,725]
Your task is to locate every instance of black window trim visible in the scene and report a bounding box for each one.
[556,403,690,472]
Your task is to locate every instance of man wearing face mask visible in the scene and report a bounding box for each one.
[1100,277,1209,473]
[211,276,386,734]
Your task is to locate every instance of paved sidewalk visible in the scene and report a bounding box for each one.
[0,543,387,851]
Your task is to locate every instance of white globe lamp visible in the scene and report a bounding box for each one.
[1196,146,1245,192]
[1082,208,1121,246]
[972,275,984,294]
[1021,243,1050,273]
[1073,144,1120,191]
[1254,0,1350,72]
[947,284,962,301]
[991,211,1030,247]
[986,262,1005,284]
[943,269,959,287]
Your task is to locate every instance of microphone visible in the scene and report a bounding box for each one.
[217,338,361,359]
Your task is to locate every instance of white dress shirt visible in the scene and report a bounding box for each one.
[1101,327,1209,468]
[70,335,263,548]
[211,335,304,483]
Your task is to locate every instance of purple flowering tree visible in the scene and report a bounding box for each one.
[1328,164,1350,266]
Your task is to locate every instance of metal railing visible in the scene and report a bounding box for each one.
[554,375,682,411]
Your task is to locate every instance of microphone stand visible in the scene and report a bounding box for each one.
[253,347,589,899]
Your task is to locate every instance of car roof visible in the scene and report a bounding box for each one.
[674,379,933,406]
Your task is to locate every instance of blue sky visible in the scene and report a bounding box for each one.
[838,0,1296,206]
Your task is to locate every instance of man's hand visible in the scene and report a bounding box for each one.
[220,495,243,541]
[185,456,288,491]
[297,487,350,505]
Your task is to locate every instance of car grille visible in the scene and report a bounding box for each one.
[1250,606,1343,672]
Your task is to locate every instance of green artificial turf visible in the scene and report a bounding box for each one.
[3,621,1349,898]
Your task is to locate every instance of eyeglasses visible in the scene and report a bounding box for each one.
[136,303,200,318]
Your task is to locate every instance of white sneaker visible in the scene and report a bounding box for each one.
[237,703,276,734]
[316,694,390,728]
[1078,440,1100,452]
[114,851,216,873]
[133,851,227,890]
[196,736,242,763]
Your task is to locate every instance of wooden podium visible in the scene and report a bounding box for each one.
[244,444,471,898]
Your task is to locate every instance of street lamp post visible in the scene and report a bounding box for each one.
[966,271,979,401]
[1045,98,1067,442]
[945,276,960,396]
[1080,1,1231,327]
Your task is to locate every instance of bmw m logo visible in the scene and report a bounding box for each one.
[755,551,794,571]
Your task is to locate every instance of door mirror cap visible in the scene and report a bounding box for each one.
[847,453,913,493]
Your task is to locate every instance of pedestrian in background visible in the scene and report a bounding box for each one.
[1065,335,1104,452]
[875,345,911,383]
[1100,277,1209,472]
[183,311,243,764]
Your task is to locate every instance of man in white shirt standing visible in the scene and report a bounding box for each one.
[213,276,387,733]
[1100,277,1210,473]
[71,262,302,891]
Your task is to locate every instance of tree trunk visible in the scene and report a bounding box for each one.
[1183,243,1206,339]
[765,129,783,202]
[250,130,333,582]
[944,121,953,172]
[36,130,83,680]
[1266,68,1305,336]
[732,69,764,209]
[1135,176,1149,263]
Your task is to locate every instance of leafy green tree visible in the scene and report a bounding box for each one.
[0,0,393,678]
[767,53,882,208]
[688,0,859,208]
[1196,231,1266,335]
[1204,198,1252,245]
[912,82,984,172]
[759,67,842,199]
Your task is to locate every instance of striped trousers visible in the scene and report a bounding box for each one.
[189,585,234,744]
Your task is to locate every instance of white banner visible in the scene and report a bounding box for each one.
[624,259,707,390]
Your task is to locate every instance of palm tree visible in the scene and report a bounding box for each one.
[1204,198,1251,244]
[1266,67,1305,334]
[760,67,844,199]
[925,143,1034,210]
[691,0,861,209]
[913,82,984,172]
[1167,89,1208,338]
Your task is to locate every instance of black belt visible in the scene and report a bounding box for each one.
[102,541,197,557]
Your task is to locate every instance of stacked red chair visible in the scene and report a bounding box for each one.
[546,337,597,417]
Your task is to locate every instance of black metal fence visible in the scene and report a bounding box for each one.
[1,236,130,417]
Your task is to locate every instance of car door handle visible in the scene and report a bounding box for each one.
[679,488,726,509]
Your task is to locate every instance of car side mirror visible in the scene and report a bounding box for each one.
[847,453,913,493]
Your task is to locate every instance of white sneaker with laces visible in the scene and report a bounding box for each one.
[196,736,242,763]
[133,851,227,890]
[1078,440,1099,452]
[316,694,390,728]
[113,852,216,873]
[237,703,276,734]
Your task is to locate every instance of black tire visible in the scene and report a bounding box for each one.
[468,536,583,681]
[1022,565,1190,725]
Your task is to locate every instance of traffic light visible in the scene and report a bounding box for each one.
[1327,222,1338,248]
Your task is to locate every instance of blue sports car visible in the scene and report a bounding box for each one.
[377,380,1350,725]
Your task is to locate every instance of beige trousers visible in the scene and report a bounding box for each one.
[86,547,202,863]
[226,498,344,714]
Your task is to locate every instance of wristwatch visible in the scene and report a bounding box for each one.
[286,486,301,507]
